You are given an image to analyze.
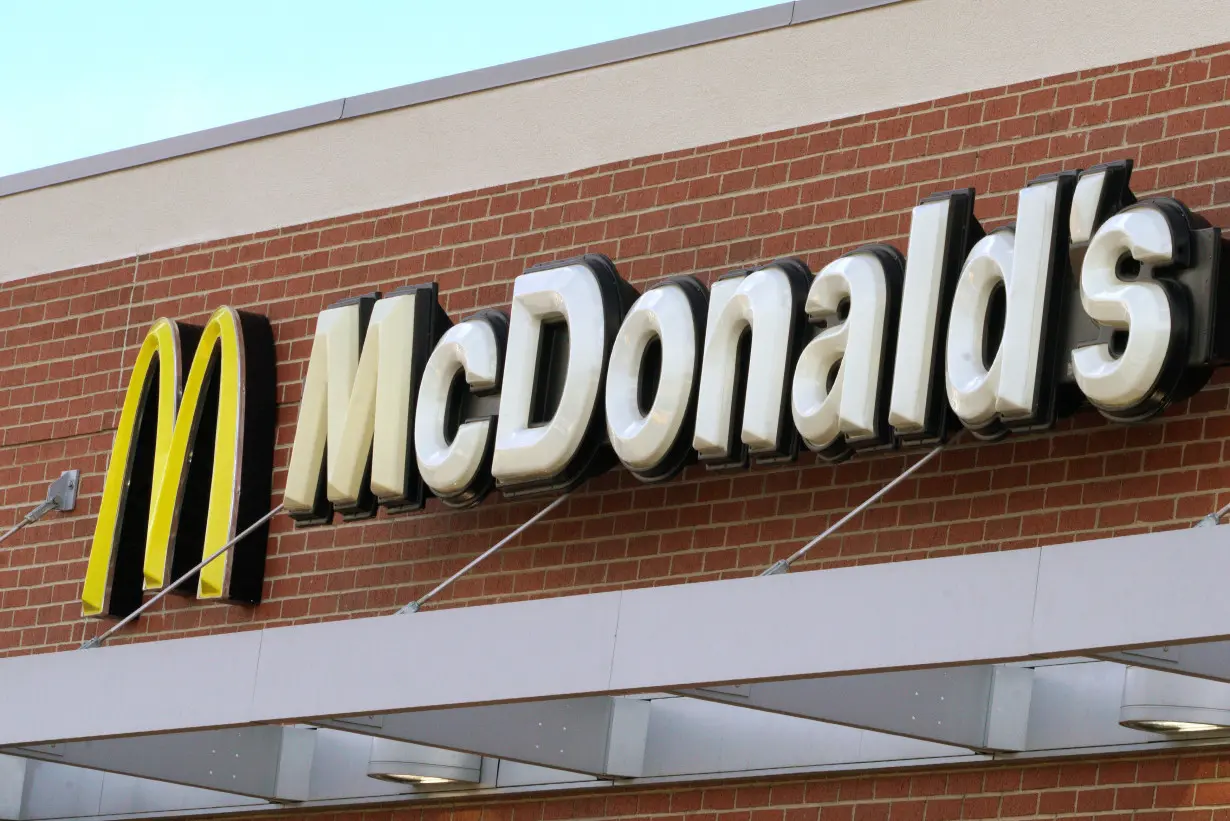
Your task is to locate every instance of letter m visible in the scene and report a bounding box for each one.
[81,307,277,618]
[283,286,448,524]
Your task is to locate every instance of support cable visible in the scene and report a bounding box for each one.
[83,488,573,644]
[63,436,1230,645]
[761,442,948,576]
[1195,499,1230,528]
[0,470,79,546]
[80,503,285,649]
[398,492,572,614]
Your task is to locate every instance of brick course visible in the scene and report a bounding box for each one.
[261,752,1230,821]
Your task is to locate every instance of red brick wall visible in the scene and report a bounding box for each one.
[269,752,1230,821]
[2,43,1230,662]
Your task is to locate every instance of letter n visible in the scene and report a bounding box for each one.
[692,259,811,468]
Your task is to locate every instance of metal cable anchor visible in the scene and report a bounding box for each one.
[0,469,79,545]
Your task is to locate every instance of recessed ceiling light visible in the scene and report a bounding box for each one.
[366,738,483,786]
[1120,719,1227,733]
[369,773,457,785]
[1119,667,1230,735]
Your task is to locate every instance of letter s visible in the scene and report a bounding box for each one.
[1071,201,1193,422]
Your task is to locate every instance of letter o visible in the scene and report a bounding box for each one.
[606,277,707,482]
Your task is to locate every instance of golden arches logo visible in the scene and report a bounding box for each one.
[82,307,277,618]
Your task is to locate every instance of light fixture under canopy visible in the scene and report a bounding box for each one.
[366,738,483,785]
[1119,666,1230,734]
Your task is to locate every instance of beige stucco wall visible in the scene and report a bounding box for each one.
[3,0,1229,283]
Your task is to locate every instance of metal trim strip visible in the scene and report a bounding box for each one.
[3,525,1230,747]
[0,1,905,199]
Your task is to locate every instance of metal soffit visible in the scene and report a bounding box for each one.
[4,523,1230,818]
[0,0,903,199]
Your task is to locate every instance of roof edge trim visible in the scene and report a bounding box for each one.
[0,0,903,199]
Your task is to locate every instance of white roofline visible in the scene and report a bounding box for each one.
[0,0,901,198]
[4,0,1226,284]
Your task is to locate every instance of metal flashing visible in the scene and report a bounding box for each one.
[0,0,899,199]
[6,524,1230,748]
[791,0,903,23]
[8,526,1230,818]
[340,3,796,119]
[0,101,345,198]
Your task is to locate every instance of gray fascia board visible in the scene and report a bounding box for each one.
[317,696,649,777]
[0,101,345,198]
[0,755,23,821]
[10,663,1221,821]
[8,726,313,802]
[6,526,1230,748]
[0,0,911,199]
[790,0,903,24]
[675,667,1004,751]
[1096,642,1230,683]
[338,3,795,119]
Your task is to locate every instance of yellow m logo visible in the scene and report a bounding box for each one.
[82,307,277,618]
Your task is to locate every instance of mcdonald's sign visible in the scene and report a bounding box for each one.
[82,307,277,618]
[81,160,1228,619]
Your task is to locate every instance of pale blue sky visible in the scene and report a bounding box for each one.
[0,0,770,177]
